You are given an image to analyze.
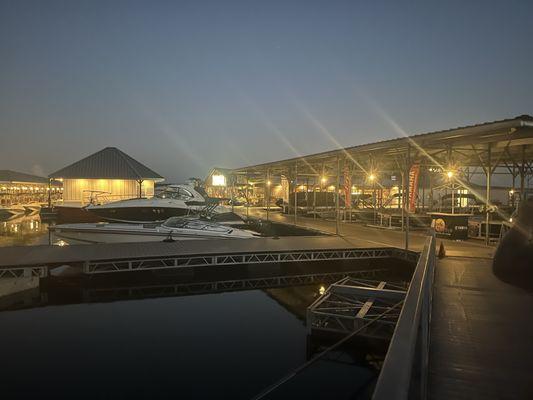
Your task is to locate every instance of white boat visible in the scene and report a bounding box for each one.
[49,216,259,244]
[0,204,26,219]
[23,203,42,213]
[85,184,233,223]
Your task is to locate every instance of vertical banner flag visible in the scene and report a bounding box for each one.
[343,165,351,208]
[408,164,420,213]
[281,175,289,203]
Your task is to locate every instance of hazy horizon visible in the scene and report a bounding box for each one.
[2,0,533,182]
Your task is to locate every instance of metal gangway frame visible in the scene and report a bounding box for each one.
[372,233,436,400]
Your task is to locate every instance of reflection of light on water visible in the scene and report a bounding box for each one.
[29,221,34,230]
[319,285,326,295]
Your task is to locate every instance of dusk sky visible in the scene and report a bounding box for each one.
[1,0,532,182]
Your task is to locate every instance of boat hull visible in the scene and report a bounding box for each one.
[50,223,256,244]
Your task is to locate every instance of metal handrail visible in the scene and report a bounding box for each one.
[372,232,436,400]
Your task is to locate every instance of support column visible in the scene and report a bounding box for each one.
[48,178,52,208]
[405,145,411,250]
[231,174,235,213]
[138,180,144,198]
[246,175,249,219]
[313,177,317,220]
[336,156,340,235]
[294,162,298,225]
[266,169,270,221]
[520,145,526,202]
[485,144,492,245]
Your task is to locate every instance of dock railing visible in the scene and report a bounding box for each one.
[372,232,436,400]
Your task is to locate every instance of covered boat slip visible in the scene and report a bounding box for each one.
[227,115,533,245]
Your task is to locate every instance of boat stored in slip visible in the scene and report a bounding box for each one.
[49,216,259,244]
[0,204,26,219]
[23,203,43,213]
[85,184,232,223]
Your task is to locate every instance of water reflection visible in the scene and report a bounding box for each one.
[0,280,383,399]
[0,214,51,247]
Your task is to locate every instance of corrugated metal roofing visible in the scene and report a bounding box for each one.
[232,114,533,172]
[49,147,164,180]
[0,170,49,184]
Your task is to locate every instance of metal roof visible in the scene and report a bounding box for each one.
[232,115,533,175]
[0,170,49,184]
[49,147,164,180]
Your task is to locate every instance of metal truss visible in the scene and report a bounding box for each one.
[82,269,388,302]
[84,247,417,274]
[307,277,407,340]
[0,266,48,279]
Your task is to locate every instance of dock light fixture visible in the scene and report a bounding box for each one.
[368,173,376,182]
[321,176,327,184]
[446,170,454,179]
[266,180,271,186]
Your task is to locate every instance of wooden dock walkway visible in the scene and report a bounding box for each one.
[0,234,417,274]
[242,208,495,257]
[241,210,533,399]
[429,256,533,399]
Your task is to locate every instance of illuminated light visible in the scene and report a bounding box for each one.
[56,240,68,247]
[212,175,226,187]
[509,217,513,223]
[321,177,327,184]
[368,174,376,182]
[267,180,272,186]
[319,285,326,295]
[509,189,514,195]
[446,171,454,179]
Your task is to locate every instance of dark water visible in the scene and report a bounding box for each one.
[0,283,380,399]
[0,285,386,399]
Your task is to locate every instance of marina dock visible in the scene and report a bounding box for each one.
[0,233,416,275]
[230,211,532,399]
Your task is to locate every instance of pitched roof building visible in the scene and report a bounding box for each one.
[50,147,164,207]
[49,147,163,180]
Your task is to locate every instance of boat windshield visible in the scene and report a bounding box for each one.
[162,217,229,232]
[156,187,194,200]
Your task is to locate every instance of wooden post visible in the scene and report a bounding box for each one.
[138,180,144,198]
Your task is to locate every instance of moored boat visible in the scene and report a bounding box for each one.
[85,184,232,223]
[49,216,259,244]
[0,204,26,219]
